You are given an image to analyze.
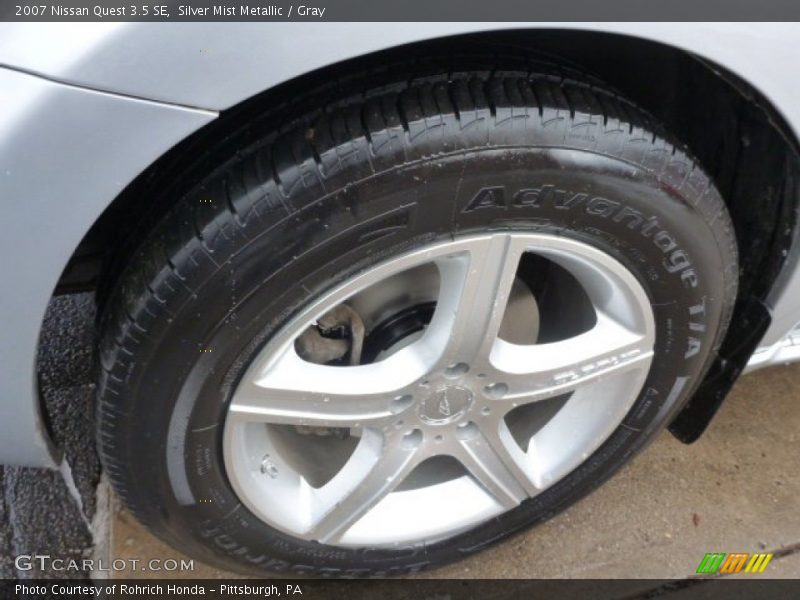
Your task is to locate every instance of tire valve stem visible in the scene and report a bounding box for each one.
[260,454,278,478]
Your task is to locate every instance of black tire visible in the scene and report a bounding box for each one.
[97,68,737,576]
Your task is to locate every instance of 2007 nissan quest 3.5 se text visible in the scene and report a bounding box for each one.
[2,22,800,576]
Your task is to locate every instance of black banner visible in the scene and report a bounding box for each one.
[4,0,800,21]
[2,579,800,600]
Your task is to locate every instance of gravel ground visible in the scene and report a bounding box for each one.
[0,293,100,579]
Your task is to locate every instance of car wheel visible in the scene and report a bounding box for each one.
[97,68,737,576]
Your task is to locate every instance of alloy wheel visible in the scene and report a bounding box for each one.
[223,232,655,546]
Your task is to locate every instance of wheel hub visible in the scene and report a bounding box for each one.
[418,383,473,425]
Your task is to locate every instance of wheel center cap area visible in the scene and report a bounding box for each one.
[418,385,473,425]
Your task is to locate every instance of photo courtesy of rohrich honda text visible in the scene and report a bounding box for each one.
[1,1,800,597]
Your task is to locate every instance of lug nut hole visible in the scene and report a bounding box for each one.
[445,362,469,378]
[484,383,508,399]
[402,429,423,449]
[456,421,479,440]
[390,394,414,414]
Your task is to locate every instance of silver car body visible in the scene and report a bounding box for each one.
[1,22,799,468]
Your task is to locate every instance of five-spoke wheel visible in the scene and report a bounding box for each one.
[224,233,655,546]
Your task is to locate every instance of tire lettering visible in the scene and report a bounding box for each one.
[686,298,707,358]
[586,196,621,217]
[485,183,700,287]
[465,186,506,211]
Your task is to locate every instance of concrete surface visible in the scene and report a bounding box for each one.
[111,362,800,579]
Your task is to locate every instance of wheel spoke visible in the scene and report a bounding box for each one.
[308,429,422,543]
[454,422,537,506]
[424,234,524,367]
[487,311,654,408]
[229,380,390,427]
[229,343,428,427]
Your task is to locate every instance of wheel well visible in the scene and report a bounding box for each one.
[54,29,800,442]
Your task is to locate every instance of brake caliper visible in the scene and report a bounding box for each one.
[293,304,366,438]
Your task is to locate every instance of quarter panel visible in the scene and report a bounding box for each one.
[0,67,215,467]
